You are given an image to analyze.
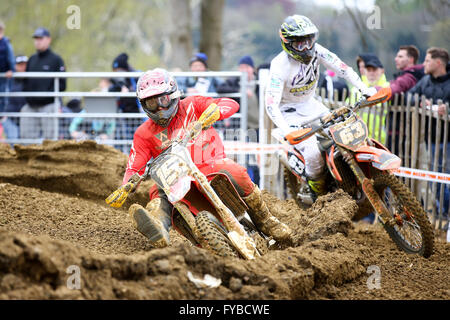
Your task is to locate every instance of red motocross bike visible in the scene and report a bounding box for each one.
[107,105,268,260]
[273,87,434,258]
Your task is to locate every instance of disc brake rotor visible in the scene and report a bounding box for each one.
[384,188,423,250]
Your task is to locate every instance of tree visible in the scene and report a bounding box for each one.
[166,0,193,69]
[199,0,225,70]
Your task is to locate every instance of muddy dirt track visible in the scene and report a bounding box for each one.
[0,141,448,300]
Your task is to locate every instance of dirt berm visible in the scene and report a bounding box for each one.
[0,141,448,299]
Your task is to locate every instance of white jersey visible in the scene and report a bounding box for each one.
[265,44,369,134]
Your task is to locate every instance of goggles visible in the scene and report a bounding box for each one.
[142,92,179,113]
[291,35,316,51]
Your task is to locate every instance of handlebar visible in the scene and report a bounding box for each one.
[285,87,393,145]
[126,104,219,184]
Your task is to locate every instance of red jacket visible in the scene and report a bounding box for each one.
[123,96,239,184]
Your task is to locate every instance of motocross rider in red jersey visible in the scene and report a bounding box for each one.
[107,68,292,247]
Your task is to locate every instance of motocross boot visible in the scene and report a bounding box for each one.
[128,198,171,248]
[243,185,292,242]
[307,173,327,198]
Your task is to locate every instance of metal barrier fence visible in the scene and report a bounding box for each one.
[0,71,249,155]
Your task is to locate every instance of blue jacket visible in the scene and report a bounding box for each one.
[0,37,15,73]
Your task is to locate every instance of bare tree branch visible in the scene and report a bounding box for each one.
[344,3,369,51]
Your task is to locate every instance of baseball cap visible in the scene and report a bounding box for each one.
[364,56,384,69]
[15,55,28,64]
[32,27,50,38]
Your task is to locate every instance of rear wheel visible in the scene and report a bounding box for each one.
[373,172,434,258]
[195,211,239,258]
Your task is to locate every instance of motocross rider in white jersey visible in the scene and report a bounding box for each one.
[265,15,377,196]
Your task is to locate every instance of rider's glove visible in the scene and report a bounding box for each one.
[361,87,378,99]
[199,103,220,129]
[105,181,136,208]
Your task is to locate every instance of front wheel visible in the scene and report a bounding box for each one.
[195,211,239,258]
[373,172,434,258]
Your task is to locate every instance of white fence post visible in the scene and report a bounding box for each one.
[258,68,269,191]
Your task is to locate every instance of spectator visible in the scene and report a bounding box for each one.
[355,54,366,77]
[21,27,66,140]
[179,52,222,95]
[60,98,82,139]
[350,53,381,99]
[387,45,424,152]
[409,47,450,116]
[350,54,389,143]
[255,62,271,102]
[62,97,82,114]
[355,53,380,78]
[66,79,116,142]
[390,45,424,98]
[217,55,260,185]
[364,56,389,89]
[109,53,140,113]
[93,78,112,93]
[408,47,450,217]
[0,20,15,113]
[69,113,116,144]
[109,53,142,150]
[2,55,28,140]
[217,55,258,129]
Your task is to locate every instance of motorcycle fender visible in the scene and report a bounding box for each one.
[354,145,401,170]
[326,145,343,182]
[171,202,199,245]
[208,173,248,219]
[177,184,217,216]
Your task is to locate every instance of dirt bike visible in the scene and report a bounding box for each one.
[108,105,268,260]
[273,87,434,258]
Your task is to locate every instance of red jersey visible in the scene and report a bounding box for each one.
[123,96,239,184]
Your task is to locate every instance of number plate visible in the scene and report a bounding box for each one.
[329,116,368,150]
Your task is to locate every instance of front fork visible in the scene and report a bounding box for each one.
[190,166,260,259]
[338,147,395,227]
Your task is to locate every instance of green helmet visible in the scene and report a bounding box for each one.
[279,15,319,65]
